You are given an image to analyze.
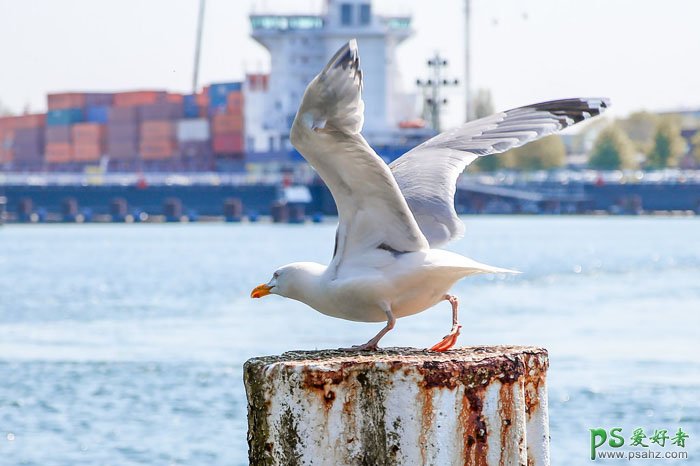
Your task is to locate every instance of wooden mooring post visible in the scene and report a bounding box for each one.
[244,346,549,466]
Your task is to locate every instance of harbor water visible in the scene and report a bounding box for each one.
[1,217,699,465]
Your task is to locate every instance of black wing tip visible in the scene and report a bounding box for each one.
[507,97,610,125]
[323,39,359,73]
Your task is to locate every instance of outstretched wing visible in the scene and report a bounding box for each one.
[290,40,428,274]
[390,98,610,247]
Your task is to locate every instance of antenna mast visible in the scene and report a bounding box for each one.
[192,0,206,94]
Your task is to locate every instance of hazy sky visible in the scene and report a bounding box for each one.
[1,0,699,128]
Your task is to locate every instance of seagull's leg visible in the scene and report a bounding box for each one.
[340,304,395,351]
[429,294,462,352]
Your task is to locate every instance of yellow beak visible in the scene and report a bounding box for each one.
[251,283,272,299]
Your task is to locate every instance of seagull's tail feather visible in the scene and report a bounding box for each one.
[460,258,521,275]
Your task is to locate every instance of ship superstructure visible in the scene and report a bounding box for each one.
[248,0,419,150]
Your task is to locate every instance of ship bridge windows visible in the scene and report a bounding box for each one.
[360,4,371,25]
[250,15,323,31]
[340,4,353,26]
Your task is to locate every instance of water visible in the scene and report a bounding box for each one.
[1,217,698,465]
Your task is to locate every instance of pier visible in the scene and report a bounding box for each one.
[244,346,549,466]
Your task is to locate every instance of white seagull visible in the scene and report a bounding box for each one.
[251,40,608,351]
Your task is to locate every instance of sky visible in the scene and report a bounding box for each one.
[1,0,699,128]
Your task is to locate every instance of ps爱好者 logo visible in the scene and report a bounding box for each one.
[590,427,690,461]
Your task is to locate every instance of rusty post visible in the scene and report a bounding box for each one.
[244,346,549,466]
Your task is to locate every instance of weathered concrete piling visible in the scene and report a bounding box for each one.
[244,346,549,466]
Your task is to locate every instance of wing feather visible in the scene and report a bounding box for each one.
[390,98,610,247]
[290,40,429,274]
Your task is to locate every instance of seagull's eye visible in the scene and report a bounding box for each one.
[273,272,279,279]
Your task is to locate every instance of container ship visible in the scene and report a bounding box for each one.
[0,0,429,175]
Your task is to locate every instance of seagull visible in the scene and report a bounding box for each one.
[251,40,608,351]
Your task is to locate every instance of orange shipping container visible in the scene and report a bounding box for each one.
[72,123,105,143]
[114,91,166,107]
[212,114,243,134]
[140,140,176,160]
[46,143,73,163]
[141,120,175,140]
[73,143,103,161]
[48,93,86,110]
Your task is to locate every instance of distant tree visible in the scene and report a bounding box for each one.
[646,117,685,168]
[472,88,502,171]
[503,135,566,170]
[588,124,636,170]
[691,131,700,166]
[617,111,658,153]
[0,100,13,117]
[473,88,494,119]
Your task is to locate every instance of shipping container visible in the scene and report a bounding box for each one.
[13,127,44,145]
[212,133,244,154]
[208,82,242,110]
[212,114,244,133]
[183,94,200,118]
[176,119,209,142]
[86,105,110,124]
[140,140,176,160]
[47,108,84,126]
[166,93,184,104]
[13,128,44,162]
[0,113,46,129]
[226,92,244,114]
[46,126,72,143]
[114,91,167,107]
[107,123,139,142]
[107,141,139,160]
[48,93,86,110]
[73,143,103,162]
[179,140,212,158]
[108,106,140,124]
[140,102,183,121]
[0,147,13,163]
[72,123,105,144]
[46,142,73,163]
[141,120,175,140]
[84,93,114,107]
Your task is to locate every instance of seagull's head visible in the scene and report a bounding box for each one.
[250,262,325,302]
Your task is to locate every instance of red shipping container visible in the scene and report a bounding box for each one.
[114,91,167,107]
[226,92,244,114]
[46,142,73,163]
[196,87,209,107]
[166,93,184,104]
[212,134,243,154]
[212,114,243,133]
[48,93,86,110]
[0,114,45,130]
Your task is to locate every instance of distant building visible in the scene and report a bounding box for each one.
[248,0,423,152]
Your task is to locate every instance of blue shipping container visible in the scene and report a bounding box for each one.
[86,105,110,124]
[182,94,200,118]
[47,108,84,126]
[208,82,242,110]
